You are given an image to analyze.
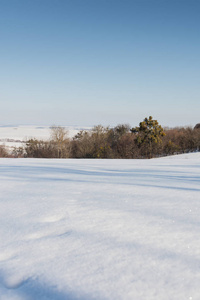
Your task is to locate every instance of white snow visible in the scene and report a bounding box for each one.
[0,154,200,299]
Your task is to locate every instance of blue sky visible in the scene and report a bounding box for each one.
[0,0,200,127]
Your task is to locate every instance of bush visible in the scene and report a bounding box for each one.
[0,145,8,157]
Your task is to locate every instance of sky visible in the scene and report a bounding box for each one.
[0,0,200,128]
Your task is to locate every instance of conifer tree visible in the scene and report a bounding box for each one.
[131,116,165,158]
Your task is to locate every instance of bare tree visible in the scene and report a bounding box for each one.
[50,126,69,158]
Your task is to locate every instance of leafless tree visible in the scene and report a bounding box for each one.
[50,126,70,158]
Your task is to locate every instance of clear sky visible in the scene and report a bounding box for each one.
[1,0,200,127]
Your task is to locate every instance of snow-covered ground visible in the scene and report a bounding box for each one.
[0,153,200,300]
[0,126,90,152]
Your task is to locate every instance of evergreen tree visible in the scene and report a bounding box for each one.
[131,116,165,158]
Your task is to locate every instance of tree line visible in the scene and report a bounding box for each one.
[1,117,200,159]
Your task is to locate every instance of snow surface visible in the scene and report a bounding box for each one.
[0,153,200,300]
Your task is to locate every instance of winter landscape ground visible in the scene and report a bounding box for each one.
[0,153,200,300]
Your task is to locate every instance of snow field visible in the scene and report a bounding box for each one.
[0,154,200,299]
[0,126,90,152]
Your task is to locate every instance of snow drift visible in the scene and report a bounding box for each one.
[0,154,200,299]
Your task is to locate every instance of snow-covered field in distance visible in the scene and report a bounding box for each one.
[0,125,91,151]
[0,153,200,300]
